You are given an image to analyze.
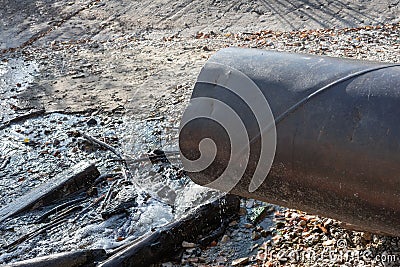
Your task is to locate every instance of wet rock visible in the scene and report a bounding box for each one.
[182,241,196,248]
[260,229,271,237]
[52,138,60,146]
[324,218,333,227]
[71,73,87,79]
[220,234,230,243]
[245,199,254,208]
[322,239,335,246]
[86,118,98,126]
[276,221,285,228]
[298,220,307,227]
[231,257,249,266]
[244,223,253,229]
[87,187,98,197]
[362,232,372,241]
[238,207,247,215]
[229,220,238,226]
[252,231,261,240]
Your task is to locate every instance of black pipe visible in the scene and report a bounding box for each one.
[179,47,400,236]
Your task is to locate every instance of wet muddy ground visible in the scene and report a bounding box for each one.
[1,0,400,266]
[0,88,224,264]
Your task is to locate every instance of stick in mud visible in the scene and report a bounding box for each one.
[0,109,45,131]
[6,249,107,267]
[100,179,120,210]
[4,217,69,251]
[0,161,99,224]
[79,131,125,160]
[35,196,87,224]
[98,195,240,267]
[0,156,10,170]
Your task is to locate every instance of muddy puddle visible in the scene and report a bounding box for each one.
[0,107,223,263]
[0,52,223,264]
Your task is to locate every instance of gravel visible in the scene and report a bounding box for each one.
[157,23,400,267]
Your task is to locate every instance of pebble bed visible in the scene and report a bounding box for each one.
[159,23,400,267]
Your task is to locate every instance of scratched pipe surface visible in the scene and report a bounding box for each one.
[179,47,400,236]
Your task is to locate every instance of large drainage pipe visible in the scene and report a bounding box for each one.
[179,47,400,236]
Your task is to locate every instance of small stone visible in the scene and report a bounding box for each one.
[52,138,61,146]
[244,223,253,229]
[188,257,199,263]
[215,256,227,263]
[324,218,333,227]
[221,235,230,243]
[260,230,271,237]
[53,150,61,157]
[251,243,259,251]
[232,257,249,266]
[239,207,247,215]
[322,239,335,246]
[246,199,254,208]
[87,187,98,197]
[272,235,282,244]
[317,224,328,234]
[185,248,195,254]
[182,241,196,248]
[229,220,238,226]
[87,118,98,126]
[362,232,372,241]
[298,220,307,227]
[71,73,86,79]
[252,231,261,240]
[276,221,285,228]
